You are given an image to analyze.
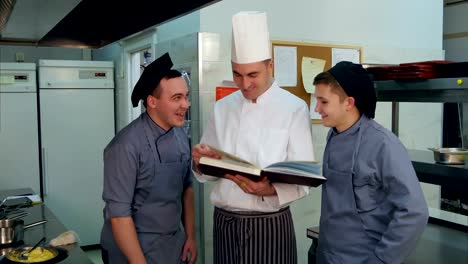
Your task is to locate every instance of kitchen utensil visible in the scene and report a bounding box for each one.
[18,237,45,260]
[0,219,47,246]
[428,147,468,164]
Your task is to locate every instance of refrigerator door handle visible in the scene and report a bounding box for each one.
[41,147,48,197]
[0,92,2,133]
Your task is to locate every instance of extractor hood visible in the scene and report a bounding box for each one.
[0,0,221,48]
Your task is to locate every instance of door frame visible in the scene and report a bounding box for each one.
[122,30,156,123]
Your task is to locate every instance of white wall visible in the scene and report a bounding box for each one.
[156,12,201,42]
[0,45,83,62]
[201,0,444,63]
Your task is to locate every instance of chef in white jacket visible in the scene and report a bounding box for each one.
[192,11,315,264]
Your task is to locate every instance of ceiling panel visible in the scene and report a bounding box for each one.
[1,0,81,41]
[0,0,221,48]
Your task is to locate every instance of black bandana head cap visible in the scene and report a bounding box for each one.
[328,61,376,119]
[131,52,174,107]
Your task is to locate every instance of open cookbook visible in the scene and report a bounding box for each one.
[198,145,326,187]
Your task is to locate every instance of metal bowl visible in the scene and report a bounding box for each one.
[428,147,468,164]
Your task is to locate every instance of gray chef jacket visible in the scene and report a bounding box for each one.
[317,115,429,264]
[100,112,192,263]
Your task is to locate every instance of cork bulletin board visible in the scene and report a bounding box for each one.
[271,40,362,123]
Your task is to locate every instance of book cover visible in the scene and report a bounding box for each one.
[198,146,326,187]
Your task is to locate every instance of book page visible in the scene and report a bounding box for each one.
[264,161,324,179]
[263,167,325,179]
[269,160,320,166]
[206,145,254,165]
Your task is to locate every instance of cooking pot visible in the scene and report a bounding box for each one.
[0,219,47,246]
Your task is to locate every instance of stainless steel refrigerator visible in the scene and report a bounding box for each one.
[0,63,40,194]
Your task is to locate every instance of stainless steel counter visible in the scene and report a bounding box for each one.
[0,188,94,264]
[405,223,468,263]
[307,223,468,264]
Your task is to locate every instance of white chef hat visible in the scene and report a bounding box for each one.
[231,11,271,64]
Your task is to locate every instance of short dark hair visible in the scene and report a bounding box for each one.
[313,72,347,101]
[143,69,182,107]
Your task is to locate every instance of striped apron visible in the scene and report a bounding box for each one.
[213,206,297,264]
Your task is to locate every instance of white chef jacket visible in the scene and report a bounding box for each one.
[194,82,315,212]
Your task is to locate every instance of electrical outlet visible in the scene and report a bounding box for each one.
[15,52,25,62]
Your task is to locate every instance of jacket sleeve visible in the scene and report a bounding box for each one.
[263,102,315,207]
[372,140,429,263]
[103,141,138,218]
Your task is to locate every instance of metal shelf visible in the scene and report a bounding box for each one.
[374,78,468,185]
[409,150,468,185]
[375,77,468,103]
[374,78,468,230]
